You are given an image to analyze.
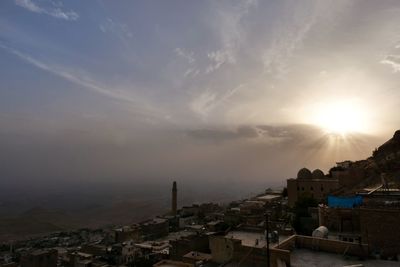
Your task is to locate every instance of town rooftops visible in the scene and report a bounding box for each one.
[224,229,288,249]
[142,218,168,225]
[224,231,267,248]
[291,248,399,267]
[256,194,281,202]
[159,230,197,241]
[182,251,212,261]
[30,249,56,256]
[153,260,193,267]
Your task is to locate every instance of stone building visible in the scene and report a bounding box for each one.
[287,168,339,207]
[330,162,366,188]
[66,252,93,267]
[169,233,210,261]
[114,225,141,243]
[209,226,277,267]
[20,249,58,267]
[153,260,193,267]
[172,181,177,216]
[270,234,369,267]
[318,200,400,257]
[140,218,169,240]
[109,241,136,265]
[359,207,400,257]
[318,205,362,243]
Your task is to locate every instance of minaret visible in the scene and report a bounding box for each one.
[172,181,177,216]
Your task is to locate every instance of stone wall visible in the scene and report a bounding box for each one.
[294,235,367,257]
[318,206,360,233]
[359,208,400,257]
[271,235,368,267]
[287,178,339,207]
[20,249,58,267]
[334,168,365,188]
[170,234,210,261]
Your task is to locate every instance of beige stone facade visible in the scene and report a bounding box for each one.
[287,168,339,207]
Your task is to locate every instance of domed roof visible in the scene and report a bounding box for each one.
[312,169,325,179]
[297,168,312,179]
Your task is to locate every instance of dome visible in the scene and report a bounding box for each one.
[297,168,312,179]
[312,226,329,238]
[312,169,325,179]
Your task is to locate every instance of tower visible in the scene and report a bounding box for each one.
[172,181,177,216]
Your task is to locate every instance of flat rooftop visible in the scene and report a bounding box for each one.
[183,251,212,261]
[224,231,287,248]
[225,231,266,248]
[153,260,193,267]
[157,230,197,242]
[256,194,281,201]
[134,241,169,250]
[291,248,399,267]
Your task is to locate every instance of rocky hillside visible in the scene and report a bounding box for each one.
[334,130,400,194]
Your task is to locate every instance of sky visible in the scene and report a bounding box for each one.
[1,0,400,195]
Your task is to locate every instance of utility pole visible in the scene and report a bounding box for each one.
[172,181,177,216]
[265,212,270,267]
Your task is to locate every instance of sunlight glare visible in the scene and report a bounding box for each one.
[312,100,367,135]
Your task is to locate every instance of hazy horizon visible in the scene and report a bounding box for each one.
[1,1,400,201]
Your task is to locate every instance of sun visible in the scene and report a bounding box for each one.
[311,100,367,135]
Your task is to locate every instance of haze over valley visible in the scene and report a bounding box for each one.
[1,0,400,240]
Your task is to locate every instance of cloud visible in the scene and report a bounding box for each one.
[205,0,257,73]
[260,1,352,79]
[183,68,200,78]
[206,50,235,73]
[0,43,168,121]
[190,84,243,120]
[381,54,400,72]
[0,43,129,103]
[185,124,324,143]
[174,48,199,78]
[184,123,377,172]
[190,90,217,119]
[15,0,79,21]
[186,126,259,142]
[175,48,195,64]
[99,18,133,40]
[256,124,322,142]
[262,6,316,78]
